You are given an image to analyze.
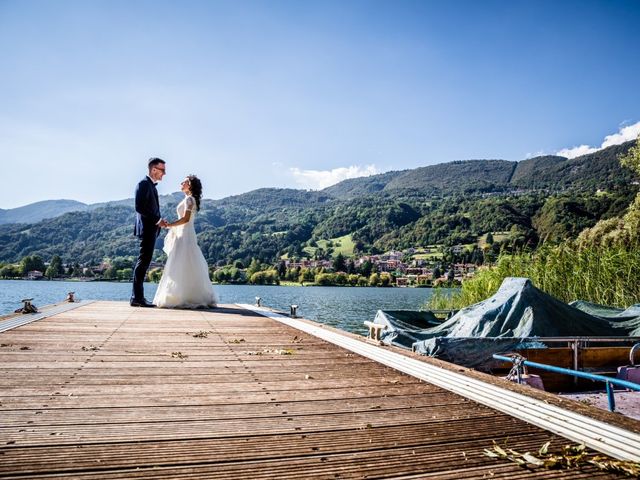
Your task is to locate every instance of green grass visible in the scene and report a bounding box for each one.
[412,251,444,260]
[477,231,510,248]
[411,245,444,260]
[305,234,356,258]
[427,243,640,310]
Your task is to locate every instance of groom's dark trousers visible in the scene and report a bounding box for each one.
[132,176,161,302]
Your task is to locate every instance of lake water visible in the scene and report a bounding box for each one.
[0,280,436,336]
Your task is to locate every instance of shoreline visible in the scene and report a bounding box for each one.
[1,278,442,289]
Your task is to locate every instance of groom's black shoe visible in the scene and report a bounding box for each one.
[130,298,156,308]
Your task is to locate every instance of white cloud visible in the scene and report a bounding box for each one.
[289,164,380,190]
[556,121,640,159]
[556,144,599,159]
[602,122,640,148]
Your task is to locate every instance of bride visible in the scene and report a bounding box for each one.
[153,175,218,309]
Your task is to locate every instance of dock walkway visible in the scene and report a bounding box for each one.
[1,301,637,478]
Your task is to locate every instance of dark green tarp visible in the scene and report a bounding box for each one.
[374,277,639,368]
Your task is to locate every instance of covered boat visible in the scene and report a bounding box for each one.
[374,277,639,368]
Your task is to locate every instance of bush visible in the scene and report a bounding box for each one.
[250,269,280,285]
[315,273,336,286]
[428,243,640,310]
[379,272,392,287]
[0,264,21,278]
[117,268,133,281]
[148,268,163,283]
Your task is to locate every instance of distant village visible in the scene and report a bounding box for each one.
[282,247,477,287]
[3,244,480,287]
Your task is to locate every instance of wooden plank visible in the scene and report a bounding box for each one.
[0,302,627,479]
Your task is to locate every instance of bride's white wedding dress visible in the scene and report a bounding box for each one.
[153,195,217,308]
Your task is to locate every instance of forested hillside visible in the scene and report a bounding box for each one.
[0,141,636,267]
[384,159,516,193]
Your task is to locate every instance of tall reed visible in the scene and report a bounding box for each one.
[427,244,640,310]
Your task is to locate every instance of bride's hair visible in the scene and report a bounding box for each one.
[186,175,202,211]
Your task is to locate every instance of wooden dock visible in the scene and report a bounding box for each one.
[1,301,638,479]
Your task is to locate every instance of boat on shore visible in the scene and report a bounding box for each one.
[368,277,640,415]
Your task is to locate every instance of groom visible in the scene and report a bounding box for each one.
[131,157,167,307]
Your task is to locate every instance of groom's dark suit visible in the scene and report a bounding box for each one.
[131,176,161,303]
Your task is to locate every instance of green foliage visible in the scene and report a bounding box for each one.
[322,171,401,199]
[358,260,373,277]
[246,258,262,277]
[104,266,117,279]
[147,267,163,283]
[45,254,64,278]
[379,272,392,287]
[249,269,280,285]
[67,262,82,277]
[117,268,133,281]
[306,234,356,258]
[428,243,640,310]
[534,197,592,243]
[298,268,315,283]
[0,264,21,278]
[485,232,494,245]
[212,266,245,283]
[109,257,135,270]
[577,134,640,249]
[509,155,566,186]
[0,205,138,264]
[512,143,636,191]
[385,160,515,193]
[333,252,346,272]
[312,198,421,247]
[20,255,45,274]
[315,272,336,286]
[619,134,640,175]
[314,271,356,286]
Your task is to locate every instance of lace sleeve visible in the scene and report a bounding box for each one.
[185,196,196,212]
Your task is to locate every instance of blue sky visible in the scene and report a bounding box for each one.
[1,0,639,208]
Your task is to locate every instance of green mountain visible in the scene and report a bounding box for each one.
[510,155,567,187]
[322,171,404,198]
[323,141,636,198]
[519,142,635,190]
[385,159,517,193]
[0,141,636,266]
